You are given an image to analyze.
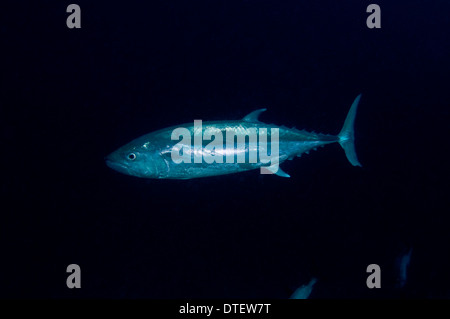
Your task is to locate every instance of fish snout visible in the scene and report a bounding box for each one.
[105,152,129,174]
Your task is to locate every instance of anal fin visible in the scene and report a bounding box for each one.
[261,164,290,177]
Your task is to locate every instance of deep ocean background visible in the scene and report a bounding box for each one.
[1,0,449,298]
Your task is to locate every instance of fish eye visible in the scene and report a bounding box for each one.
[127,153,136,160]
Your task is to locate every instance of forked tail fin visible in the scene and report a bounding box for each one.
[338,94,362,167]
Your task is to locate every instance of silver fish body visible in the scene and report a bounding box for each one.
[106,95,362,179]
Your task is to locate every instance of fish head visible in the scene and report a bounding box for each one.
[105,138,169,178]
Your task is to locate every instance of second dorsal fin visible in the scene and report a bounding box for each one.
[242,108,267,122]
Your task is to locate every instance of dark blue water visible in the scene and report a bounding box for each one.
[1,0,449,298]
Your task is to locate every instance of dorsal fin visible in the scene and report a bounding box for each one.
[242,108,267,122]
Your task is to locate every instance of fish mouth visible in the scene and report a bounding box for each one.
[105,159,130,175]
